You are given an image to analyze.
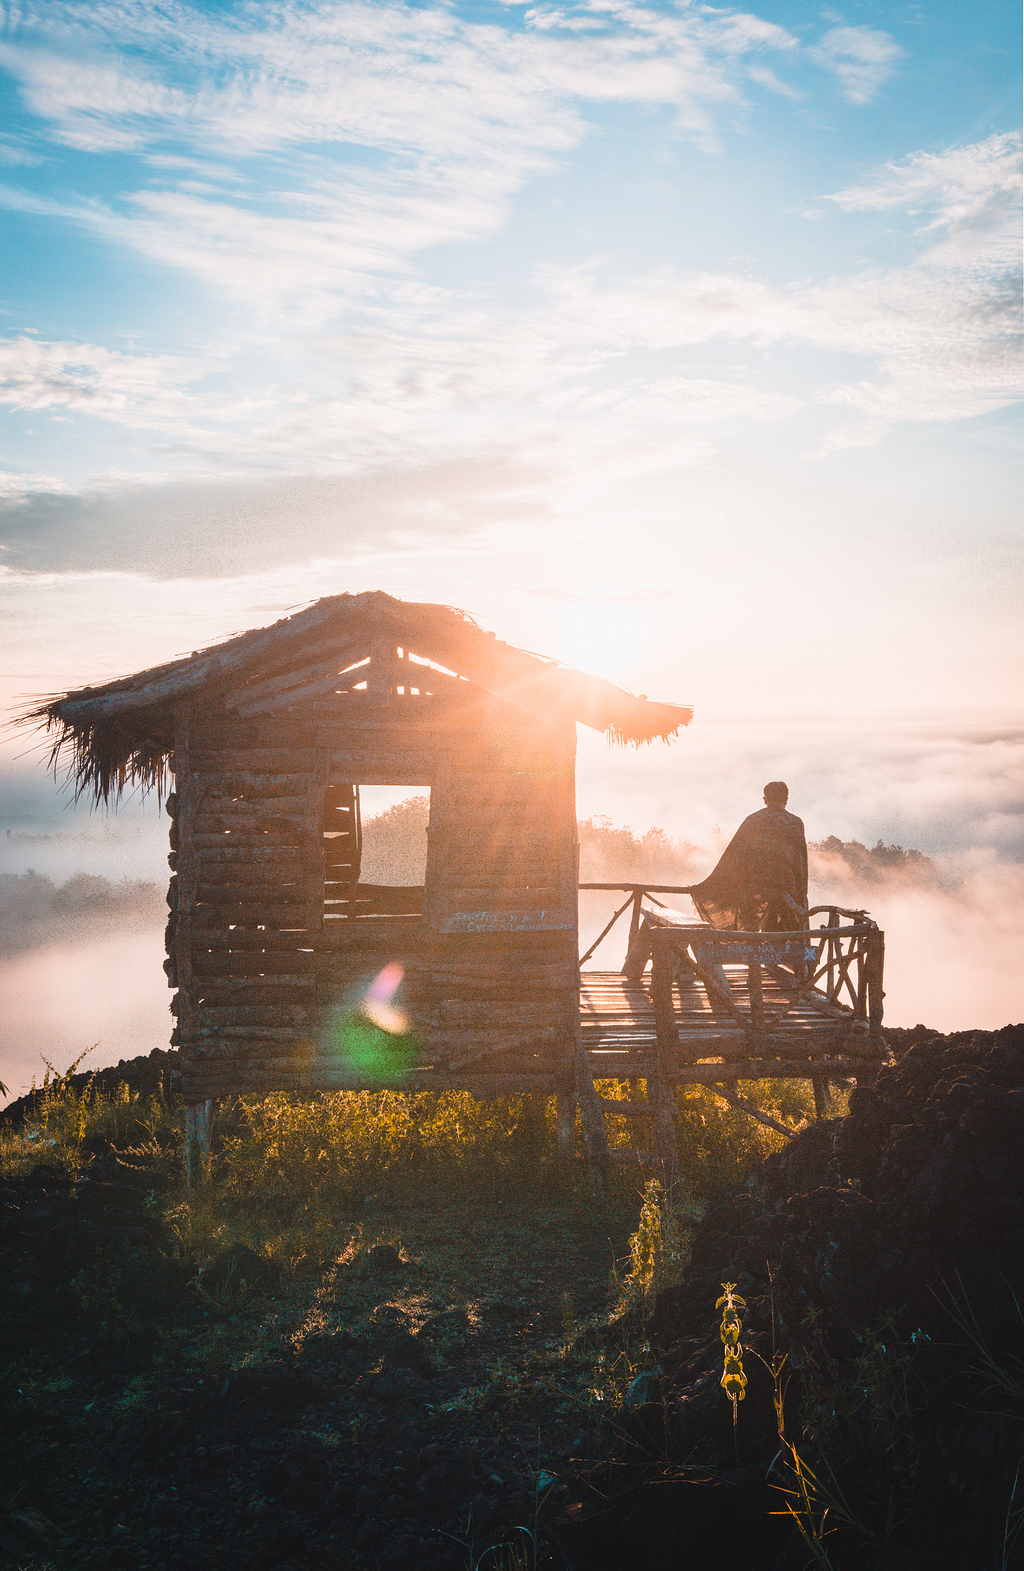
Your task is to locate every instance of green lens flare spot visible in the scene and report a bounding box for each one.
[334,1019,416,1079]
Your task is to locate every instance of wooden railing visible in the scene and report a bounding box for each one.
[577,882,685,966]
[648,912,884,1053]
[579,884,885,1057]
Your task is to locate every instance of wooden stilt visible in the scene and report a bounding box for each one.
[555,1089,577,1157]
[185,1099,214,1190]
[573,1040,610,1198]
[646,1056,680,1188]
[518,1091,548,1152]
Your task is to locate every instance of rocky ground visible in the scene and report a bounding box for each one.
[0,1146,639,1571]
[2,1025,1023,1571]
[557,1023,1024,1570]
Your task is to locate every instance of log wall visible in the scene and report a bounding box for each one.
[168,664,579,1102]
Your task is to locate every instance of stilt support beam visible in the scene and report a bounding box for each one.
[185,1099,213,1190]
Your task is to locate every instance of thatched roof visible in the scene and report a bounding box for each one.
[19,591,692,804]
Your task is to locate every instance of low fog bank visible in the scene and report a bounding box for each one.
[0,871,166,956]
[808,854,1022,1033]
[1,767,168,884]
[0,802,434,1103]
[0,873,168,1103]
[0,930,170,1107]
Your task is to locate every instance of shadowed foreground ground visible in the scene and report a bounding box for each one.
[1,1026,1022,1570]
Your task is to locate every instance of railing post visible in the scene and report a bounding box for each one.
[185,1099,213,1191]
[651,929,679,1056]
[867,927,885,1048]
[854,934,867,1019]
[626,887,644,950]
[647,929,681,1185]
[747,960,765,1043]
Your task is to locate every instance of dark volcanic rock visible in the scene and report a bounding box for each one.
[0,1155,195,1347]
[615,1022,1024,1570]
[367,1243,405,1273]
[203,1242,282,1299]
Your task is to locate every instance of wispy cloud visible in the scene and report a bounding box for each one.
[826,132,1022,240]
[0,4,1016,485]
[0,0,797,319]
[0,335,199,425]
[810,25,901,104]
[0,467,66,501]
[533,133,1022,441]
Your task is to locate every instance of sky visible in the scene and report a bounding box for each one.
[0,0,1021,1084]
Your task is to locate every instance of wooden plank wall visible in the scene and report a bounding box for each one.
[169,736,324,1099]
[406,757,579,1095]
[170,689,579,1102]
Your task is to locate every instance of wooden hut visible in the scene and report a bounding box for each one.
[25,592,691,1171]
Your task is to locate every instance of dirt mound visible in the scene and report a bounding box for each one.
[555,1024,1024,1570]
[0,1153,195,1357]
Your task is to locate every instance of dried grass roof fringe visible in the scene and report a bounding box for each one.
[18,590,692,806]
[15,705,175,807]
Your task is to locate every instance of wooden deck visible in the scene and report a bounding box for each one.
[580,968,880,1085]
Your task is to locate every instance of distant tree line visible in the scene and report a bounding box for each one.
[578,815,699,884]
[0,872,166,955]
[809,836,939,887]
[0,815,939,957]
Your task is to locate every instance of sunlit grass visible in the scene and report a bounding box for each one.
[1,1060,821,1295]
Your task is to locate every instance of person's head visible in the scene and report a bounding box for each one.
[763,781,789,808]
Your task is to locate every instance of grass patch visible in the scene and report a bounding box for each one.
[0,1058,818,1335]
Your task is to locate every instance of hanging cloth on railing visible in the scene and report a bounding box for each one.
[681,806,808,931]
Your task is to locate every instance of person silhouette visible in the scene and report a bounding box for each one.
[684,781,808,932]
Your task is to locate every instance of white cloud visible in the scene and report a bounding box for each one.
[827,132,1022,246]
[816,134,1023,434]
[810,25,901,104]
[530,129,1022,440]
[0,142,1017,486]
[0,336,198,422]
[0,468,66,500]
[0,0,1016,479]
[0,0,778,161]
[747,64,799,99]
[0,0,802,320]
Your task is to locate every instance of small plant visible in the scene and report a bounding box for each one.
[765,1349,879,1571]
[624,1179,685,1307]
[938,1271,1024,1409]
[717,1282,747,1460]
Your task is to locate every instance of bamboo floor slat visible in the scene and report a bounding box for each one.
[580,969,877,1080]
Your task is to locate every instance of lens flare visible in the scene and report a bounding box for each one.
[359,961,408,1036]
[362,961,409,1034]
[325,962,416,1080]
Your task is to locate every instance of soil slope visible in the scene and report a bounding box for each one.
[2,1027,1022,1571]
[556,1024,1024,1570]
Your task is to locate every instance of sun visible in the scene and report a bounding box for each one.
[539,597,666,693]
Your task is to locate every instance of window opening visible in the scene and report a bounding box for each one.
[323,785,429,921]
